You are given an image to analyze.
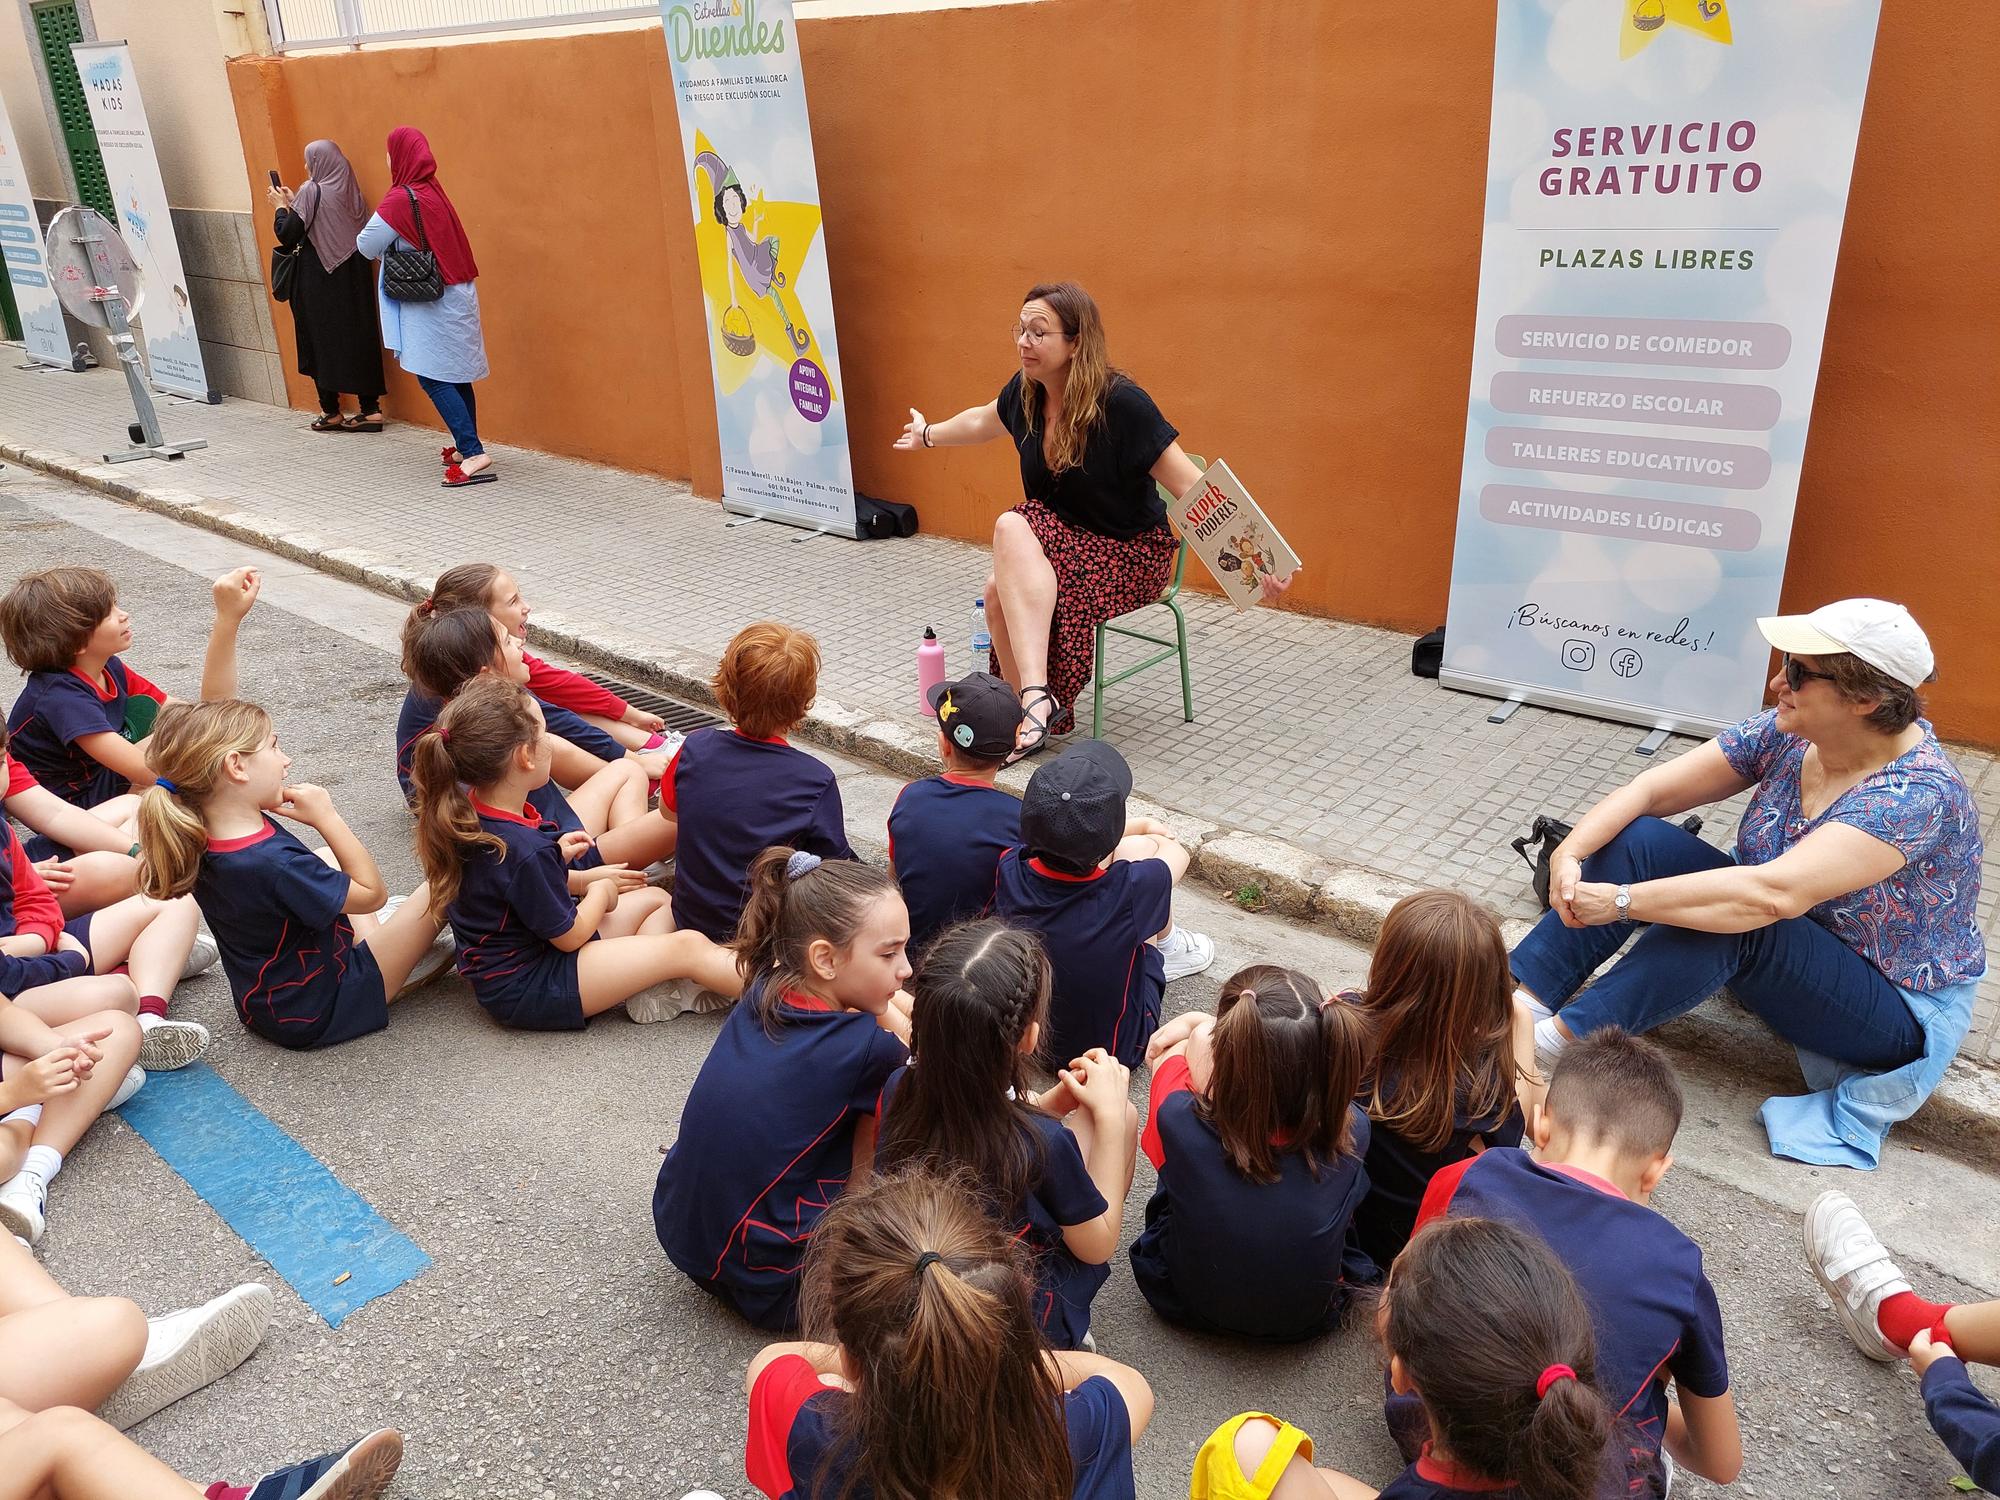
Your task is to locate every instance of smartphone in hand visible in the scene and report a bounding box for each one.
[268,169,282,188]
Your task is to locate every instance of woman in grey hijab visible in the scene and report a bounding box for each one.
[269,140,386,431]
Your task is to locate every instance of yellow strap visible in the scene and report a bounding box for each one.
[1193,1413,1316,1499]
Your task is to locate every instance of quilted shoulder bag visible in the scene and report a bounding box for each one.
[381,186,444,303]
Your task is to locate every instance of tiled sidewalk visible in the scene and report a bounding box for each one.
[3,358,1995,1059]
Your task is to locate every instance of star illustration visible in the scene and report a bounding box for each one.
[1621,0,1732,59]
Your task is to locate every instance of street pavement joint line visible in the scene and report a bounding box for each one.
[114,1062,431,1328]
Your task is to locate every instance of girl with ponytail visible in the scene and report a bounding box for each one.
[407,676,738,1031]
[1193,1216,1613,1500]
[1132,966,1375,1341]
[745,1166,1153,1500]
[874,920,1137,1350]
[654,848,912,1331]
[136,699,452,1050]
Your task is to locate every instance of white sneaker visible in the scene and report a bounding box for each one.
[181,928,220,980]
[99,1282,274,1431]
[1533,1016,1569,1081]
[1804,1189,1909,1361]
[1155,925,1216,983]
[0,1168,49,1245]
[109,1064,146,1110]
[626,978,702,1024]
[137,1014,211,1071]
[643,858,675,890]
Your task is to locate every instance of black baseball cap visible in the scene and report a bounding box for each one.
[1020,740,1132,873]
[927,674,1021,759]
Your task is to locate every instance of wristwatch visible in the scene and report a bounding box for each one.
[1614,884,1632,918]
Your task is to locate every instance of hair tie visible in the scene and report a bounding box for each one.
[1536,1364,1578,1400]
[785,849,822,882]
[419,597,434,613]
[436,727,450,745]
[153,777,178,795]
[913,1251,943,1275]
[1240,989,1257,1003]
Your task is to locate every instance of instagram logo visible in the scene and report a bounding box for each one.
[1560,639,1597,672]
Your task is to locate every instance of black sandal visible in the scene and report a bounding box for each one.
[343,413,384,433]
[310,414,346,433]
[1006,684,1058,766]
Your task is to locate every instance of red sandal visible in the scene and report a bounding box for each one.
[442,462,497,488]
[440,445,461,468]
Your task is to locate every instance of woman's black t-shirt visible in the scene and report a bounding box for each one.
[995,372,1178,540]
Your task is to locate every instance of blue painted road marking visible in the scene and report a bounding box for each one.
[117,1063,430,1328]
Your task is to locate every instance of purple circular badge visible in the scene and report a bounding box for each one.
[789,359,830,423]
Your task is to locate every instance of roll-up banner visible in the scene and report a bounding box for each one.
[69,41,216,403]
[1441,0,1882,736]
[659,0,861,538]
[0,91,73,368]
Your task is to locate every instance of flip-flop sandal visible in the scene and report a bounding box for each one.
[310,415,347,433]
[343,414,384,433]
[1005,684,1058,766]
[442,463,497,487]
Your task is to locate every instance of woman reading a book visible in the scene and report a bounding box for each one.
[895,280,1293,762]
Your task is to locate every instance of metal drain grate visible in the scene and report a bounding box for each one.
[577,671,723,733]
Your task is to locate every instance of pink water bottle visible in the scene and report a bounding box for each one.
[917,627,946,713]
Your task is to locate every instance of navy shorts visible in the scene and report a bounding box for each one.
[468,948,586,1032]
[244,941,391,1052]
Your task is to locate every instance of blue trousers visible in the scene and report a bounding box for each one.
[415,375,482,458]
[1509,816,1924,1072]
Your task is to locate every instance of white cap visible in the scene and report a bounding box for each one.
[1757,598,1935,689]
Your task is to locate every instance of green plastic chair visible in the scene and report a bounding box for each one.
[1092,455,1200,738]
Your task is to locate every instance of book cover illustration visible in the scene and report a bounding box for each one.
[1172,459,1301,611]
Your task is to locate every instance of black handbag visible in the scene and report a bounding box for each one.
[270,239,301,303]
[381,186,444,303]
[1511,813,1705,910]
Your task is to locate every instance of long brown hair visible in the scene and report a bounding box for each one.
[405,605,506,701]
[408,675,539,916]
[399,562,501,680]
[135,700,273,900]
[1356,890,1517,1154]
[1385,1217,1614,1500]
[1202,965,1370,1184]
[875,922,1052,1214]
[733,846,897,1030]
[1018,281,1117,475]
[801,1167,1074,1500]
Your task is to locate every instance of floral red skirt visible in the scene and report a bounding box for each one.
[990,497,1178,736]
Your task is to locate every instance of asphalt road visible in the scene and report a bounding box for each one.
[3,468,1997,1499]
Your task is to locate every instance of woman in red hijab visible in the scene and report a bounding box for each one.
[356,127,495,486]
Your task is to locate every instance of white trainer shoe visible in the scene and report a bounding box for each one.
[181,928,220,980]
[137,1014,211,1071]
[643,858,676,890]
[109,1064,146,1110]
[100,1282,275,1431]
[626,979,702,1024]
[1804,1189,1909,1361]
[1155,925,1216,983]
[0,1168,49,1245]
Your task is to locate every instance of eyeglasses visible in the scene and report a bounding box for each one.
[1010,324,1068,347]
[1782,654,1836,692]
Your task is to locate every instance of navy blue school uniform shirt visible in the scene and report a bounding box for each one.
[1416,1149,1730,1496]
[747,1352,1135,1500]
[1375,1450,1522,1499]
[447,794,588,1031]
[1923,1357,2000,1491]
[193,817,388,1049]
[654,982,907,1330]
[886,773,1020,953]
[993,849,1172,1067]
[877,1064,1109,1348]
[662,728,854,942]
[393,686,622,800]
[7,659,165,808]
[1131,1054,1376,1342]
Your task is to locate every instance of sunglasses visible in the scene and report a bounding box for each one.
[1782,654,1836,692]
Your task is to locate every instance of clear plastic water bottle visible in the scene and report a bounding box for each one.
[970,596,992,671]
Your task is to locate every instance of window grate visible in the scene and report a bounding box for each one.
[576,672,723,734]
[31,2,114,219]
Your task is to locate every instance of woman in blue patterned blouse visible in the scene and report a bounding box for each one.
[1509,599,1985,1168]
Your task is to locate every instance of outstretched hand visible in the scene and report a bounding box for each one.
[892,408,928,451]
[213,566,262,623]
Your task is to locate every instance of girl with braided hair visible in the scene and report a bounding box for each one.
[875,920,1136,1351]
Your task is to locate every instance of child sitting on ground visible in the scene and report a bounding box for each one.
[1411,1028,1741,1494]
[413,562,677,752]
[3,740,153,919]
[0,993,140,1246]
[1133,966,1375,1342]
[655,850,910,1330]
[1806,1190,2000,1492]
[875,920,1136,1351]
[1348,890,1526,1272]
[994,740,1211,1068]
[136,700,455,1050]
[663,623,855,942]
[1194,1216,1614,1500]
[745,1166,1153,1500]
[1,565,258,813]
[887,675,1023,956]
[410,678,739,1030]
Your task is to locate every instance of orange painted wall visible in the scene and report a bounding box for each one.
[227,1,2000,744]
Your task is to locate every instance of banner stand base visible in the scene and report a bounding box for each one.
[1486,697,1525,725]
[1440,667,1727,746]
[1634,728,1673,758]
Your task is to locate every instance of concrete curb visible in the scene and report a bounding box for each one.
[7,434,1995,1164]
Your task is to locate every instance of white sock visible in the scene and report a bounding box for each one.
[21,1145,62,1185]
[1533,1016,1569,1066]
[0,1105,42,1129]
[1514,986,1553,1024]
